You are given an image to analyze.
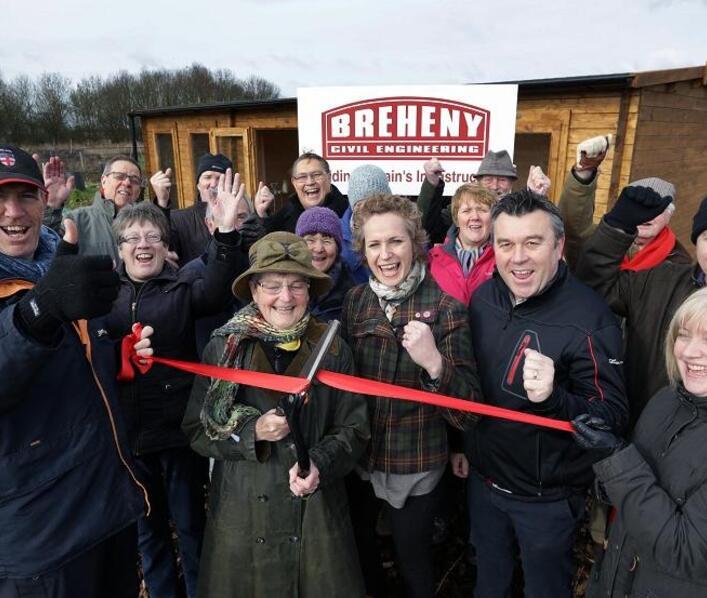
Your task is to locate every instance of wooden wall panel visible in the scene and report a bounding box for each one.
[630,80,707,254]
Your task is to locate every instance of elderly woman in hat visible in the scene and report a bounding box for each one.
[182,231,369,598]
[295,206,356,322]
[342,193,481,598]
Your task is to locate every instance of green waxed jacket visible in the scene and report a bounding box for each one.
[182,319,369,598]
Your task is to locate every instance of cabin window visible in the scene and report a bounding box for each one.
[190,133,210,181]
[155,132,180,205]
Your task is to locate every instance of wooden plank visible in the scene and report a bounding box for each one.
[637,121,704,136]
[641,106,707,124]
[631,66,705,88]
[566,112,619,128]
[639,90,707,111]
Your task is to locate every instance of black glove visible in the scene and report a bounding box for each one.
[604,185,673,235]
[572,414,626,453]
[239,214,265,250]
[17,244,119,340]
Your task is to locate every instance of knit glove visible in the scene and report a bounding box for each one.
[571,414,626,453]
[239,213,265,250]
[17,241,120,340]
[604,185,673,235]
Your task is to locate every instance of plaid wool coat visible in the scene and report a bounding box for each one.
[342,274,481,474]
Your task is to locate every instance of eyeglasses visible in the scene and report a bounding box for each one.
[119,232,163,245]
[257,280,310,296]
[107,171,144,186]
[292,171,326,184]
[303,235,336,248]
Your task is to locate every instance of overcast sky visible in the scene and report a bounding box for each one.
[2,0,706,97]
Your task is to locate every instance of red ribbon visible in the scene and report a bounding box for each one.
[118,324,574,433]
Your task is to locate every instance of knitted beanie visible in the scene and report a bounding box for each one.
[691,196,707,244]
[296,206,343,251]
[347,165,391,209]
[628,177,676,204]
[196,153,233,181]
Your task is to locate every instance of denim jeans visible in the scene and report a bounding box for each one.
[135,446,208,598]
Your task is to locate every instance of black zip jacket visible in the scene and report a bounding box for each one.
[263,185,348,234]
[468,261,628,499]
[105,232,246,454]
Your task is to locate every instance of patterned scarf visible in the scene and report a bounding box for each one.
[369,261,426,321]
[0,226,60,283]
[455,237,485,277]
[200,302,311,440]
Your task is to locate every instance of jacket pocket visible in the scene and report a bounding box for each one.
[160,375,194,429]
[0,419,104,503]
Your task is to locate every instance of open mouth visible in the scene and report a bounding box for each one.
[135,253,154,264]
[1,225,31,238]
[378,263,401,280]
[303,188,321,200]
[511,269,533,281]
[685,364,707,375]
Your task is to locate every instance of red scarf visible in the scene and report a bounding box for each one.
[620,227,675,272]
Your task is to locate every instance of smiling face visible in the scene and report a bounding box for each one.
[477,175,514,199]
[493,210,564,301]
[674,318,707,397]
[249,272,310,330]
[456,196,492,249]
[292,158,332,209]
[302,233,338,273]
[101,160,142,209]
[362,212,414,288]
[118,220,168,282]
[0,182,46,260]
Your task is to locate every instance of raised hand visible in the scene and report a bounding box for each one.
[402,320,443,380]
[605,185,673,235]
[149,168,172,208]
[522,348,555,403]
[211,168,245,234]
[43,156,75,209]
[576,134,612,172]
[526,165,551,196]
[254,181,275,218]
[423,158,445,187]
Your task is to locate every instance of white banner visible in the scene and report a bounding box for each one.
[297,85,518,195]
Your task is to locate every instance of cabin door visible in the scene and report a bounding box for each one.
[209,128,254,196]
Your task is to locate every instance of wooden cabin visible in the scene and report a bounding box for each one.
[131,64,707,251]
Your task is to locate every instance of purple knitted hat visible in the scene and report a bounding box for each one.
[296,206,343,251]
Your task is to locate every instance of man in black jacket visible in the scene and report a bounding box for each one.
[254,152,348,234]
[0,144,152,597]
[154,153,253,266]
[466,190,627,598]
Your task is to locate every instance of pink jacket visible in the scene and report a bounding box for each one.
[428,231,495,306]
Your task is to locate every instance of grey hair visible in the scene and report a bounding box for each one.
[112,201,169,245]
[102,155,142,176]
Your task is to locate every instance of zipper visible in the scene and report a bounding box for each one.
[536,431,543,497]
[72,321,151,515]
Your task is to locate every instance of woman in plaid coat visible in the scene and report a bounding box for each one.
[342,193,482,598]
